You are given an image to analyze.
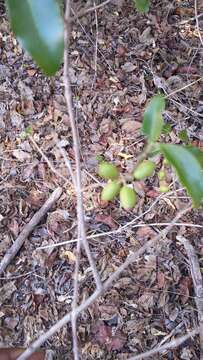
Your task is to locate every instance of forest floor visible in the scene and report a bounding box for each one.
[0,0,203,359]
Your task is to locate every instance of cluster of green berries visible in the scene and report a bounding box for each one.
[98,159,164,209]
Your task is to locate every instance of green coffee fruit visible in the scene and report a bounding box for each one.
[163,158,169,165]
[158,169,165,180]
[101,181,121,201]
[120,186,137,209]
[98,162,119,180]
[159,181,169,193]
[133,160,155,180]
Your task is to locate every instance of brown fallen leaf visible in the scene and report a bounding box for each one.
[0,348,46,360]
[122,120,141,134]
[177,66,197,74]
[92,321,127,351]
[178,276,192,304]
[146,189,160,198]
[27,69,37,76]
[157,271,165,289]
[116,45,127,57]
[12,149,31,162]
[95,214,118,229]
[136,226,156,243]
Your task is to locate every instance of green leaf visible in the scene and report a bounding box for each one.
[178,129,189,143]
[162,123,172,135]
[6,0,64,76]
[133,0,150,12]
[160,144,203,207]
[186,145,203,167]
[142,95,165,142]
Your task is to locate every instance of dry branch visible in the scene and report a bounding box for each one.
[0,187,62,276]
[177,235,203,359]
[17,206,190,360]
[194,0,203,46]
[71,0,112,22]
[127,327,199,360]
[63,0,101,291]
[29,136,69,184]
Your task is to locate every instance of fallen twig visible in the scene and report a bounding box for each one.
[177,235,203,359]
[29,136,69,184]
[194,0,203,46]
[127,327,199,360]
[71,0,112,22]
[0,187,62,276]
[17,206,190,360]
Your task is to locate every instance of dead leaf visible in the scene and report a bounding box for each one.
[136,226,156,243]
[21,99,35,115]
[27,69,37,76]
[139,27,153,44]
[12,149,31,162]
[95,214,118,229]
[122,120,141,133]
[8,218,19,237]
[60,250,76,263]
[118,152,133,160]
[26,190,46,208]
[157,271,165,289]
[138,293,155,311]
[146,189,160,198]
[92,322,127,351]
[177,66,197,74]
[0,348,46,360]
[121,62,136,73]
[116,45,127,57]
[99,118,114,135]
[178,276,192,304]
[0,282,16,304]
[10,111,23,128]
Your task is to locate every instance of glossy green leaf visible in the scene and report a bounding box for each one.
[142,95,165,142]
[6,0,64,76]
[160,144,203,207]
[133,0,150,12]
[186,145,203,167]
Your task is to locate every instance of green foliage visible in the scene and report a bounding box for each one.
[160,144,203,207]
[133,0,150,12]
[6,0,64,76]
[98,93,203,209]
[20,125,33,139]
[134,160,155,180]
[186,146,203,167]
[162,123,172,135]
[178,129,189,143]
[120,186,137,210]
[5,1,202,209]
[142,95,165,142]
[101,181,121,201]
[98,162,119,180]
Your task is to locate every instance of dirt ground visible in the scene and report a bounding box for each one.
[0,0,203,359]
